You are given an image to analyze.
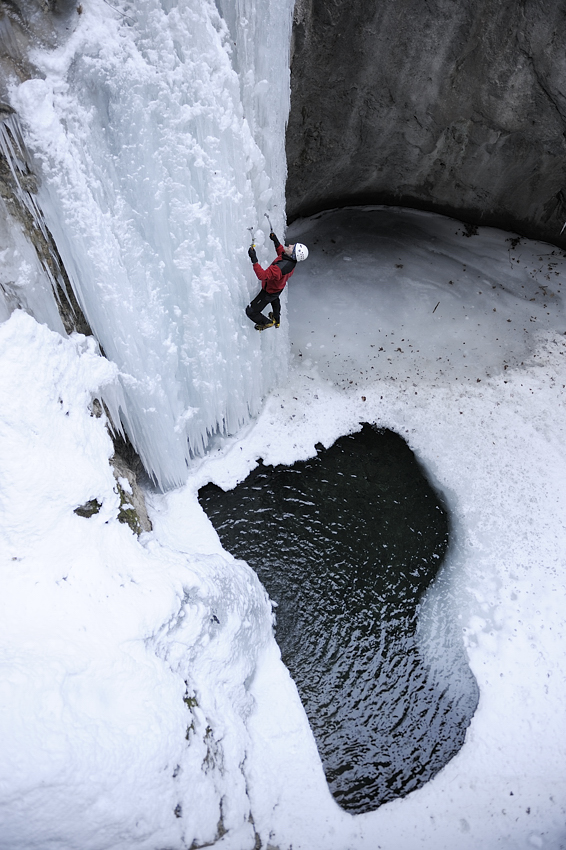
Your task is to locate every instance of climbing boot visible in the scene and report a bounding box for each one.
[268,312,280,328]
[255,319,275,331]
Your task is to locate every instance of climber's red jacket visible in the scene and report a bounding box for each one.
[252,244,296,295]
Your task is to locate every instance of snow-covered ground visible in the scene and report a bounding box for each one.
[0,310,280,850]
[150,207,566,849]
[2,0,564,846]
[2,206,562,849]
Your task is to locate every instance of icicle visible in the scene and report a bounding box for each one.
[10,0,296,489]
[0,113,87,333]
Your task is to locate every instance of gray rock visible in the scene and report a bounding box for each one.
[90,401,153,535]
[111,451,153,535]
[287,0,566,246]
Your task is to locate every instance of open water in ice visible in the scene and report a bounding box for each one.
[199,424,479,813]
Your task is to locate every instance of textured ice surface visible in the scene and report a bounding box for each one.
[0,117,66,333]
[9,0,294,488]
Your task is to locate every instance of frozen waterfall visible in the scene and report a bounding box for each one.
[5,0,294,489]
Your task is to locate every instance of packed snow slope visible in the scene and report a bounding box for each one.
[1,205,565,847]
[0,310,281,850]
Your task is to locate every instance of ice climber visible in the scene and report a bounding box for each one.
[245,232,309,330]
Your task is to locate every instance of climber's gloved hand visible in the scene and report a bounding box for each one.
[248,246,258,263]
[269,232,280,247]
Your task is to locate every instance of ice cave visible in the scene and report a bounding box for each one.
[0,1,565,849]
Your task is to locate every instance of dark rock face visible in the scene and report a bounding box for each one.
[287,0,566,246]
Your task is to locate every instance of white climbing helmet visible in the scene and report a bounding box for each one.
[292,243,309,262]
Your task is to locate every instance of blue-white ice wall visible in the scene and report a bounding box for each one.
[9,0,294,489]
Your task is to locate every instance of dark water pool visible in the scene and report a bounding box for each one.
[198,425,478,813]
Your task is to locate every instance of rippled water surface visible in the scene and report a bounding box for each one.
[199,426,478,812]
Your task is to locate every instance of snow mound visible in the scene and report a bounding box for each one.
[0,311,284,850]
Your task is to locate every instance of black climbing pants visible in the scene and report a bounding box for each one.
[245,289,281,326]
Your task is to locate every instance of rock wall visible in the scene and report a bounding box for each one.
[286,0,566,246]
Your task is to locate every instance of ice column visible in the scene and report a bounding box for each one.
[10,0,295,489]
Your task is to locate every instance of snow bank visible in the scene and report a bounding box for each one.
[0,310,278,850]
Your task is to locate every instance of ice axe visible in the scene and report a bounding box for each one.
[247,226,256,248]
[264,212,273,232]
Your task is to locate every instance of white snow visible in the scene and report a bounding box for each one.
[152,208,566,849]
[1,208,566,848]
[0,311,278,850]
[0,0,565,845]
